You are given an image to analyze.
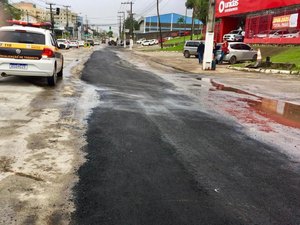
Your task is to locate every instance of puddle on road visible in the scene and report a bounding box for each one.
[210,80,300,129]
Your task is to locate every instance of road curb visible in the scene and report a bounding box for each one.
[228,65,300,75]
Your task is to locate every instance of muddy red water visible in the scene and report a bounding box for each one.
[211,80,300,129]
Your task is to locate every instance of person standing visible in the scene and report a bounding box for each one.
[219,39,228,64]
[197,42,205,64]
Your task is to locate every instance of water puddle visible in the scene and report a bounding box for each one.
[210,80,300,129]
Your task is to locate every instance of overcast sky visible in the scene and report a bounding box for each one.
[10,0,192,31]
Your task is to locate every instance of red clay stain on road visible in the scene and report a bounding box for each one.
[211,80,300,129]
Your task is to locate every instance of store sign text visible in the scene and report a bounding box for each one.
[272,13,298,29]
[218,0,239,14]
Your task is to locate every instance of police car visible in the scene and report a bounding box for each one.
[0,20,64,86]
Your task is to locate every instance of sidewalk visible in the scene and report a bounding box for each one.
[133,50,300,104]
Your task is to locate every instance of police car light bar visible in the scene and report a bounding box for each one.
[6,20,52,28]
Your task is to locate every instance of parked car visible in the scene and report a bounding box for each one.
[269,30,289,38]
[283,30,300,38]
[78,40,85,47]
[69,40,79,48]
[136,38,146,44]
[223,30,244,42]
[94,41,100,45]
[57,38,70,49]
[253,30,269,38]
[183,40,204,58]
[254,30,288,38]
[86,39,94,46]
[221,42,257,64]
[142,40,153,46]
[150,39,158,45]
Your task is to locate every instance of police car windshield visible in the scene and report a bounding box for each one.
[0,31,45,45]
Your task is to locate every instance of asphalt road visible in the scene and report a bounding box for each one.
[71,48,300,225]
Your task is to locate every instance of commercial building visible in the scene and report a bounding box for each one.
[215,0,300,44]
[12,1,79,36]
[12,1,49,23]
[136,13,202,39]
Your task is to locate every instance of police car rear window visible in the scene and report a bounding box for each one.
[0,31,45,45]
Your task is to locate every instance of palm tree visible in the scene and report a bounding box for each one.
[186,0,201,40]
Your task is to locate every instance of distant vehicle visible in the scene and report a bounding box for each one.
[253,30,269,38]
[221,42,257,64]
[57,38,70,49]
[69,40,79,48]
[78,40,85,47]
[136,38,146,44]
[0,21,64,86]
[158,38,167,43]
[254,30,288,38]
[142,40,153,46]
[150,39,158,45]
[86,39,94,46]
[108,40,117,46]
[283,30,300,38]
[178,31,190,36]
[269,30,289,38]
[183,40,204,58]
[223,30,244,42]
[94,41,100,45]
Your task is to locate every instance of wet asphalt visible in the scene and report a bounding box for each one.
[71,48,300,225]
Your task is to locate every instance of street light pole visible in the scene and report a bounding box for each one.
[46,2,56,33]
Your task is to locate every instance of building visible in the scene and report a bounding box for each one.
[12,1,79,36]
[137,13,202,39]
[54,8,78,32]
[12,1,49,23]
[215,0,300,44]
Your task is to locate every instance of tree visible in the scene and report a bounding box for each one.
[124,17,139,31]
[0,0,21,26]
[185,0,209,39]
[197,0,209,25]
[107,30,113,38]
[185,0,199,40]
[177,16,185,25]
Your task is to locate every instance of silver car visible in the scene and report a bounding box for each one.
[183,40,204,58]
[222,42,257,64]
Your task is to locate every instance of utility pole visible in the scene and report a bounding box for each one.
[118,16,122,41]
[203,0,216,70]
[85,15,89,40]
[118,11,126,48]
[64,5,71,33]
[157,0,163,49]
[26,10,29,22]
[121,2,134,39]
[46,2,56,33]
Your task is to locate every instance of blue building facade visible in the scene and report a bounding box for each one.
[141,13,202,33]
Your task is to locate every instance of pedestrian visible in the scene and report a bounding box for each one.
[219,39,228,64]
[197,42,205,64]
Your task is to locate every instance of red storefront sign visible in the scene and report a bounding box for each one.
[272,13,299,29]
[216,0,300,18]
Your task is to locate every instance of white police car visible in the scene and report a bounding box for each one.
[0,21,64,86]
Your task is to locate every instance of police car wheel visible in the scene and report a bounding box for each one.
[57,63,63,78]
[47,67,57,86]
